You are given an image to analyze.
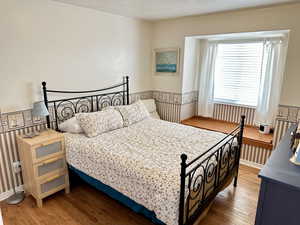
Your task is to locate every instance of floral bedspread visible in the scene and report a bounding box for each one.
[64,118,228,225]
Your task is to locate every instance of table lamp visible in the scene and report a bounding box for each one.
[32,101,49,118]
[24,102,49,138]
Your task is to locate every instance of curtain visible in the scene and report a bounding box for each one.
[254,38,288,126]
[182,37,201,94]
[197,42,218,117]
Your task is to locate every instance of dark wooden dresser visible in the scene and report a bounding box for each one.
[255,123,299,225]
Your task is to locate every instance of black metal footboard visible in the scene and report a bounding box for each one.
[179,115,245,225]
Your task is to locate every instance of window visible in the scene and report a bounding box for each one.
[213,42,264,107]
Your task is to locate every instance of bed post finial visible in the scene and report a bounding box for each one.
[42,81,50,129]
[181,153,187,162]
[239,115,245,146]
[241,115,246,123]
[179,153,187,225]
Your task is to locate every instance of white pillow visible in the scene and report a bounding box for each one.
[58,117,83,134]
[115,100,150,127]
[141,99,157,113]
[150,111,160,119]
[141,99,160,119]
[76,108,124,138]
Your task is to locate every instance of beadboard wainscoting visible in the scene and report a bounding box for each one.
[153,91,197,122]
[0,122,46,198]
[241,144,272,166]
[0,107,49,197]
[153,91,182,122]
[213,103,256,126]
[0,129,23,194]
[273,119,297,147]
[156,102,181,122]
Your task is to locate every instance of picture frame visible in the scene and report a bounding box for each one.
[153,48,180,75]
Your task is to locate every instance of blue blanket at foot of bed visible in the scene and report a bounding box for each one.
[68,165,165,225]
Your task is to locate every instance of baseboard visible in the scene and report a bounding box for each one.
[240,159,263,170]
[0,185,24,202]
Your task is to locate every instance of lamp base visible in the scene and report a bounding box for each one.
[23,132,39,138]
[6,191,25,205]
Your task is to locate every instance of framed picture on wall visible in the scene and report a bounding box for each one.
[153,48,180,75]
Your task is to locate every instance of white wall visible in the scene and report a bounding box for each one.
[0,0,153,112]
[152,3,300,106]
[2,1,300,112]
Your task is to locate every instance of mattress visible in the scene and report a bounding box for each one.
[64,118,235,225]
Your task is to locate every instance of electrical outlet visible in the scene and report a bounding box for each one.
[12,161,21,173]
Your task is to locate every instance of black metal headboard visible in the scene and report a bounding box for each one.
[42,76,129,129]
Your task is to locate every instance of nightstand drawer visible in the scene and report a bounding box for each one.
[33,139,64,163]
[39,173,67,197]
[35,156,66,179]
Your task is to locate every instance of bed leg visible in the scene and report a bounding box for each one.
[234,174,238,187]
[234,115,245,188]
[234,146,240,188]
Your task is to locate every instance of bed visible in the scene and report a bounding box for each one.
[42,77,245,225]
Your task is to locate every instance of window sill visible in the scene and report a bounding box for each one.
[213,101,257,109]
[181,116,273,150]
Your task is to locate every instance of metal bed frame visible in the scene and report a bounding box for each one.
[42,76,245,225]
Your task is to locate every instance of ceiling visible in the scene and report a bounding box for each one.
[53,0,297,20]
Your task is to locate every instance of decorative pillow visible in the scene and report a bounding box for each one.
[76,109,123,137]
[58,117,83,134]
[115,100,150,126]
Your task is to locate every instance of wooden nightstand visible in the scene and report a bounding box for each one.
[17,129,70,207]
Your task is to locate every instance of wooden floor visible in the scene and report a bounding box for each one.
[1,165,260,225]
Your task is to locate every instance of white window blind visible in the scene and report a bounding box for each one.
[214,42,264,107]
